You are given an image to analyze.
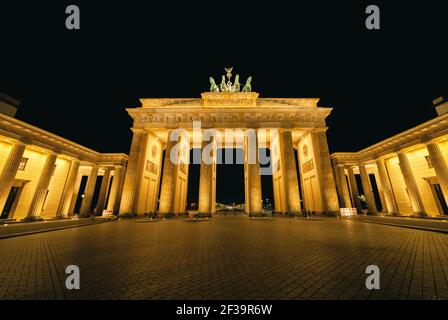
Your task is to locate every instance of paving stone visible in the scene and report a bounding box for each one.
[0,216,448,299]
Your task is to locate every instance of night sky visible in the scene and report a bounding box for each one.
[1,1,447,204]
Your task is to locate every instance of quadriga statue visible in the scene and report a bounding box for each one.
[209,77,220,92]
[242,76,252,92]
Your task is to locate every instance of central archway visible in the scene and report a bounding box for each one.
[215,148,245,211]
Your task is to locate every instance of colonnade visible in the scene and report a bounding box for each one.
[333,140,448,216]
[0,140,126,220]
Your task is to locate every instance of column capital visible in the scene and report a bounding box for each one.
[46,149,61,156]
[312,127,329,134]
[67,156,81,163]
[359,162,368,168]
[131,128,147,135]
[16,137,31,146]
[419,134,433,145]
[422,138,441,146]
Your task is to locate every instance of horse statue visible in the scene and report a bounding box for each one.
[242,76,252,92]
[220,75,227,92]
[233,74,241,92]
[209,77,220,92]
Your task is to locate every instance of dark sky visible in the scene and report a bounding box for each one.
[1,1,447,204]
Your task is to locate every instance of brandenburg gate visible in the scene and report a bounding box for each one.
[118,69,340,216]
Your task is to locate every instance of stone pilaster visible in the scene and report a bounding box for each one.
[347,167,362,212]
[337,165,352,208]
[426,142,448,207]
[119,130,148,215]
[375,158,398,214]
[244,130,262,215]
[0,141,27,214]
[397,151,426,216]
[198,139,216,214]
[106,165,125,214]
[279,130,301,213]
[79,165,99,217]
[27,152,58,220]
[95,168,111,215]
[311,129,339,214]
[359,164,377,214]
[57,159,80,218]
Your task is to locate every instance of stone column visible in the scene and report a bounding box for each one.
[106,165,125,214]
[68,172,83,215]
[27,152,58,220]
[347,167,362,212]
[373,171,387,213]
[94,168,111,215]
[311,129,339,214]
[426,142,448,206]
[159,139,178,214]
[375,158,398,214]
[279,130,301,213]
[397,151,426,216]
[198,139,216,214]
[337,165,352,208]
[119,129,148,215]
[57,159,80,218]
[79,165,98,217]
[359,164,377,214]
[245,130,262,215]
[0,141,27,214]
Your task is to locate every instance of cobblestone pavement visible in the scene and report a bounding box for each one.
[354,215,448,233]
[1,215,448,300]
[0,218,110,239]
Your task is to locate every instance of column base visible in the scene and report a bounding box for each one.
[79,213,95,218]
[411,212,428,218]
[117,212,138,219]
[325,211,340,217]
[54,215,69,220]
[249,212,267,218]
[23,216,44,222]
[157,213,177,219]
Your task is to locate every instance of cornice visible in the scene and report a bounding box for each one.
[0,113,128,164]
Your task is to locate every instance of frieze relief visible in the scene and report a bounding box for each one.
[135,112,326,128]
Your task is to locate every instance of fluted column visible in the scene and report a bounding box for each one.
[373,171,387,213]
[159,139,177,214]
[359,164,377,214]
[106,165,125,214]
[426,142,448,206]
[376,158,398,214]
[79,165,98,217]
[337,165,352,208]
[0,141,27,214]
[244,130,262,215]
[57,159,80,218]
[397,151,426,215]
[311,130,339,213]
[95,168,111,215]
[280,130,301,213]
[198,139,216,214]
[68,172,83,215]
[119,130,148,215]
[347,167,362,212]
[27,152,58,220]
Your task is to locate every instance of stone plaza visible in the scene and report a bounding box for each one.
[1,215,448,300]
